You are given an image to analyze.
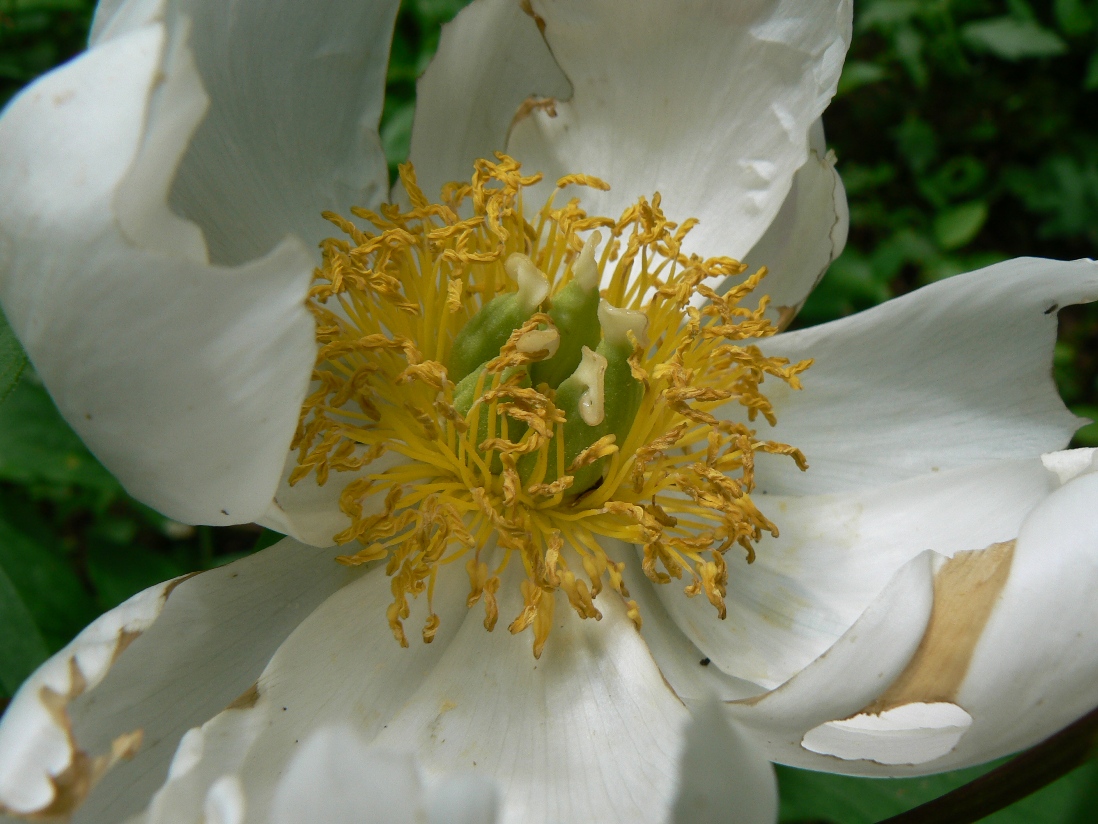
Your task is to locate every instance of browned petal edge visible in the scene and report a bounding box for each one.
[162,569,203,601]
[519,0,547,34]
[863,540,1016,714]
[0,569,205,819]
[0,660,143,821]
[227,682,261,711]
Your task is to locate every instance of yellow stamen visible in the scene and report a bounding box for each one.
[292,155,810,658]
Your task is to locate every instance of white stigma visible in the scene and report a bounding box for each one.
[505,253,551,313]
[598,300,649,348]
[573,346,607,426]
[517,325,561,360]
[573,230,602,292]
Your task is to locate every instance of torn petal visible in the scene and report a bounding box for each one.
[0,581,171,815]
[800,702,972,766]
[1041,447,1098,487]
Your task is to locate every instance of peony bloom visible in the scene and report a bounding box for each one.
[1,1,1097,823]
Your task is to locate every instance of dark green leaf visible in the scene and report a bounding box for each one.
[933,200,988,250]
[1054,0,1094,36]
[381,100,416,171]
[86,541,189,612]
[1070,404,1098,447]
[778,759,1098,824]
[0,562,49,696]
[0,504,96,653]
[1085,50,1098,89]
[0,376,118,492]
[838,61,888,96]
[0,308,26,405]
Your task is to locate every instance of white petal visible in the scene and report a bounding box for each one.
[728,120,849,324]
[754,257,1098,496]
[94,0,399,266]
[426,776,500,824]
[723,552,937,770]
[654,459,1051,690]
[0,22,317,525]
[204,775,245,824]
[270,728,422,824]
[138,564,688,824]
[0,539,353,820]
[670,698,777,824]
[800,702,972,766]
[89,0,166,44]
[407,0,571,200]
[129,564,470,823]
[370,583,687,824]
[508,0,852,260]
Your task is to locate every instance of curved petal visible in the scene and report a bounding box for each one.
[752,257,1098,496]
[810,464,1098,776]
[948,468,1098,763]
[0,538,353,821]
[670,698,777,824]
[265,726,502,824]
[270,729,426,824]
[131,565,690,824]
[729,120,849,325]
[0,21,319,525]
[407,0,571,200]
[722,551,937,771]
[653,458,1052,690]
[94,0,399,266]
[507,0,853,260]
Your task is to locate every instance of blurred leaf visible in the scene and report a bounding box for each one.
[778,763,994,823]
[1070,405,1098,446]
[838,61,887,95]
[778,759,1098,823]
[924,156,987,204]
[0,309,26,405]
[0,562,49,696]
[1054,0,1094,36]
[893,115,937,175]
[934,200,988,249]
[858,0,921,31]
[1085,50,1098,89]
[0,499,96,652]
[0,376,118,492]
[1004,154,1098,245]
[381,99,416,171]
[410,0,467,25]
[1005,0,1039,22]
[86,541,188,612]
[252,528,285,553]
[961,17,1069,60]
[894,24,928,87]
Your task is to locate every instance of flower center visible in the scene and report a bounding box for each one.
[291,155,810,657]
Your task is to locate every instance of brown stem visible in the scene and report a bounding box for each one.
[878,705,1098,823]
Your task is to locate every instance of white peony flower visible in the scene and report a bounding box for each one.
[1,1,1097,823]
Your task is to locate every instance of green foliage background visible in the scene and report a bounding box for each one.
[1,0,1097,821]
